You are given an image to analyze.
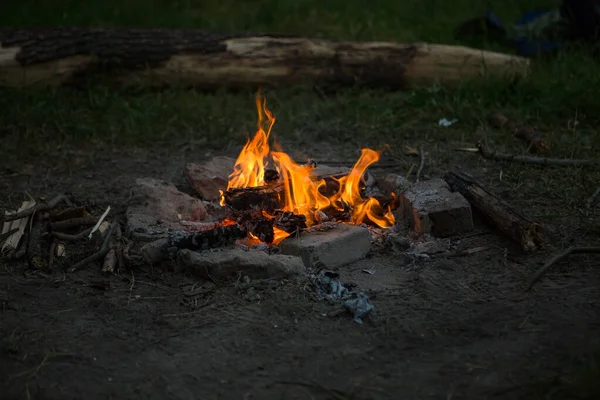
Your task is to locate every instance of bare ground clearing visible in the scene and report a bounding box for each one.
[1,140,599,400]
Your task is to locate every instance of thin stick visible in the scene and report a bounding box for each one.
[405,164,416,180]
[51,227,93,241]
[2,194,71,222]
[295,160,403,169]
[415,146,425,182]
[50,216,98,232]
[88,205,111,239]
[585,186,600,208]
[458,143,600,167]
[68,222,118,273]
[48,241,56,268]
[526,246,600,291]
[0,228,19,243]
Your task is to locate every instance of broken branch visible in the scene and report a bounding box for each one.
[51,227,93,241]
[415,146,425,182]
[68,221,119,272]
[443,171,547,252]
[585,186,600,209]
[49,216,98,232]
[0,228,19,243]
[458,143,599,167]
[2,194,71,222]
[526,246,600,290]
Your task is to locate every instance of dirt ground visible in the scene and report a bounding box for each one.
[1,143,599,400]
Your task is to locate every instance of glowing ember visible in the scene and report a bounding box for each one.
[220,91,396,244]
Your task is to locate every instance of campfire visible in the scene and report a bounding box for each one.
[218,91,397,246]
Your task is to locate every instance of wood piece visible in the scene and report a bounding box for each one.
[526,246,600,290]
[168,223,248,252]
[49,216,98,232]
[2,194,71,222]
[443,171,547,252]
[68,221,119,272]
[223,173,350,212]
[2,200,36,252]
[235,211,275,244]
[489,112,550,153]
[585,186,600,208]
[51,227,93,241]
[0,28,529,89]
[222,184,284,212]
[48,207,87,222]
[102,249,117,273]
[27,218,47,269]
[465,142,599,167]
[273,210,307,234]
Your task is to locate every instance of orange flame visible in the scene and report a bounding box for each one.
[222,91,395,244]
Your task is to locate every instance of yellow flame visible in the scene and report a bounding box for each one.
[222,91,395,243]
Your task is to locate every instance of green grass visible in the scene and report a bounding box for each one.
[1,0,600,160]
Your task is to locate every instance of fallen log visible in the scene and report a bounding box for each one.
[443,171,547,252]
[0,27,529,89]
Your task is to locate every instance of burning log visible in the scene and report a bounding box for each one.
[168,223,248,251]
[0,28,529,89]
[443,171,547,252]
[273,210,307,235]
[234,211,276,244]
[140,223,248,265]
[222,184,283,212]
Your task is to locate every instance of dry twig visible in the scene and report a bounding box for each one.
[415,146,425,182]
[456,143,599,167]
[526,246,600,291]
[48,241,56,268]
[0,228,19,243]
[50,216,98,232]
[585,186,600,209]
[2,194,71,222]
[51,227,94,241]
[68,221,119,273]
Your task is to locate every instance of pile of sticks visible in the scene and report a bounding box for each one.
[1,195,130,273]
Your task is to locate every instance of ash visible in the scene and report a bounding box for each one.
[309,267,374,324]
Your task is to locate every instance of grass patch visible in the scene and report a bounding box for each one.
[1,0,599,157]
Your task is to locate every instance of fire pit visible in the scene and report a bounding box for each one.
[133,91,401,273]
[9,91,553,282]
[216,91,398,246]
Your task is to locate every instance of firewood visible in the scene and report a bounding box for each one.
[222,173,357,213]
[168,223,247,252]
[0,28,529,89]
[234,211,275,244]
[273,210,307,234]
[222,184,283,212]
[443,171,547,252]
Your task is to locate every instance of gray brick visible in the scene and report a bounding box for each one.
[400,178,473,237]
[279,223,371,268]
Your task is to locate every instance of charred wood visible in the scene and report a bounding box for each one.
[443,171,547,252]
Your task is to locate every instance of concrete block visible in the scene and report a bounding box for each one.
[177,248,305,281]
[400,178,473,237]
[279,223,371,268]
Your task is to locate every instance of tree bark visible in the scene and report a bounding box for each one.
[443,171,547,252]
[0,27,530,89]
